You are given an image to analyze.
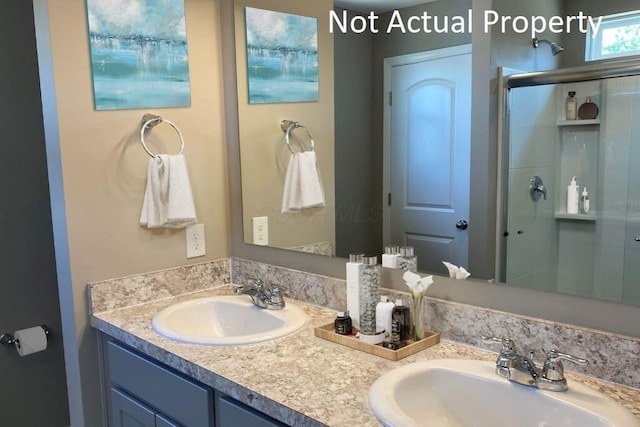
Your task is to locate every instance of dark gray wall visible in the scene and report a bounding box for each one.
[0,2,70,425]
[334,10,376,258]
[491,0,563,72]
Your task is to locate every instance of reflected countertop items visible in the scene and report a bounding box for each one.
[90,285,640,427]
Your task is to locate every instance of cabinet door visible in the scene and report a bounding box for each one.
[156,414,180,427]
[216,395,286,427]
[108,341,213,426]
[110,388,156,427]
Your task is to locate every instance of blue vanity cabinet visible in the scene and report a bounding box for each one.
[101,335,291,427]
[104,339,214,427]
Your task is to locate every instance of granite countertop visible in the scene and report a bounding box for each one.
[90,285,640,426]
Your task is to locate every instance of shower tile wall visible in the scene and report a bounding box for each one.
[506,85,557,291]
[594,76,640,303]
[555,80,601,297]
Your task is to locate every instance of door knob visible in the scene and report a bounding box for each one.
[456,220,468,230]
[635,236,640,242]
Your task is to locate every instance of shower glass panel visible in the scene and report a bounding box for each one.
[503,73,640,304]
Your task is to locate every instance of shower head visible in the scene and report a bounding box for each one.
[533,38,564,55]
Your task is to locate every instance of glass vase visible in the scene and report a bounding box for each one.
[411,293,424,341]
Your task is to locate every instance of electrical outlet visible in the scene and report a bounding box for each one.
[252,216,269,246]
[186,223,206,258]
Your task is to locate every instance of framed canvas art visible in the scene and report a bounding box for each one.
[87,0,191,110]
[245,7,318,104]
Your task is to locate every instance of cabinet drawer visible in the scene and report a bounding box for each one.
[216,395,286,427]
[107,341,213,427]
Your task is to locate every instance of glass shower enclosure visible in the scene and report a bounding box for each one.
[498,61,640,305]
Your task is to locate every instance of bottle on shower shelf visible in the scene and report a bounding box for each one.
[566,91,577,120]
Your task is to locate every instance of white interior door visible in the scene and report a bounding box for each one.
[384,46,471,274]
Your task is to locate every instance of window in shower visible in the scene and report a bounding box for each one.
[585,10,640,62]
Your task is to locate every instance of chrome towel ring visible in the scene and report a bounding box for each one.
[281,120,315,154]
[140,113,185,158]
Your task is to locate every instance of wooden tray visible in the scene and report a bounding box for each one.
[314,323,440,361]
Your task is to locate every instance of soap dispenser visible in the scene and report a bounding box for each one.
[567,177,579,214]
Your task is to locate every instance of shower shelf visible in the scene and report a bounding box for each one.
[557,119,600,126]
[554,211,596,221]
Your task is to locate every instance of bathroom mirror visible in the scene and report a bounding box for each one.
[234,0,640,306]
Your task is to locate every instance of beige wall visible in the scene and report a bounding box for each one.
[44,0,229,423]
[235,0,336,253]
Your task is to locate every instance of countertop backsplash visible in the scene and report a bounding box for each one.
[89,257,640,389]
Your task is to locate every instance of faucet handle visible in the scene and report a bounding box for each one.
[481,336,516,354]
[543,350,588,381]
[250,278,265,289]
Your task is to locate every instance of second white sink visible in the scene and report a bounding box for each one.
[151,295,307,346]
[369,359,639,427]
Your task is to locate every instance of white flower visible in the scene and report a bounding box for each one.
[403,271,433,295]
[456,266,471,280]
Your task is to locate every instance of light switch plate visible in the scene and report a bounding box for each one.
[252,216,269,246]
[186,223,205,258]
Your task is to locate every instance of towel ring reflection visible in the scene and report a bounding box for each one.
[281,120,315,154]
[140,113,185,158]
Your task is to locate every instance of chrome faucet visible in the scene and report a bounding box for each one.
[482,336,588,392]
[235,279,286,310]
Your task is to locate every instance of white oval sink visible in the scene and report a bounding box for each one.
[151,295,307,346]
[369,359,639,427]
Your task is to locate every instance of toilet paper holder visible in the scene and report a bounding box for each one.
[1,325,50,347]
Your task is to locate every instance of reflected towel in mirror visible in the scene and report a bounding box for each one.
[139,154,197,228]
[281,151,325,213]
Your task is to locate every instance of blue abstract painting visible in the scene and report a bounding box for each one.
[87,0,191,110]
[245,7,318,104]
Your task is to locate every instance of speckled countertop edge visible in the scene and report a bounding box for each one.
[90,286,640,426]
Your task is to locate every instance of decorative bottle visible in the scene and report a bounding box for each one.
[391,299,411,341]
[578,97,599,120]
[358,256,380,335]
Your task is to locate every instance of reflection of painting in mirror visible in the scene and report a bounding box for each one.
[245,7,318,104]
[87,0,191,110]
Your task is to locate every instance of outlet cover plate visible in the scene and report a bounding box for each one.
[252,216,269,246]
[186,223,206,258]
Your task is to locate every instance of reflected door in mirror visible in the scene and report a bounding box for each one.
[386,47,471,274]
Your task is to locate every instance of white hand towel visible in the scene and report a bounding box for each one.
[140,154,197,228]
[281,151,325,213]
